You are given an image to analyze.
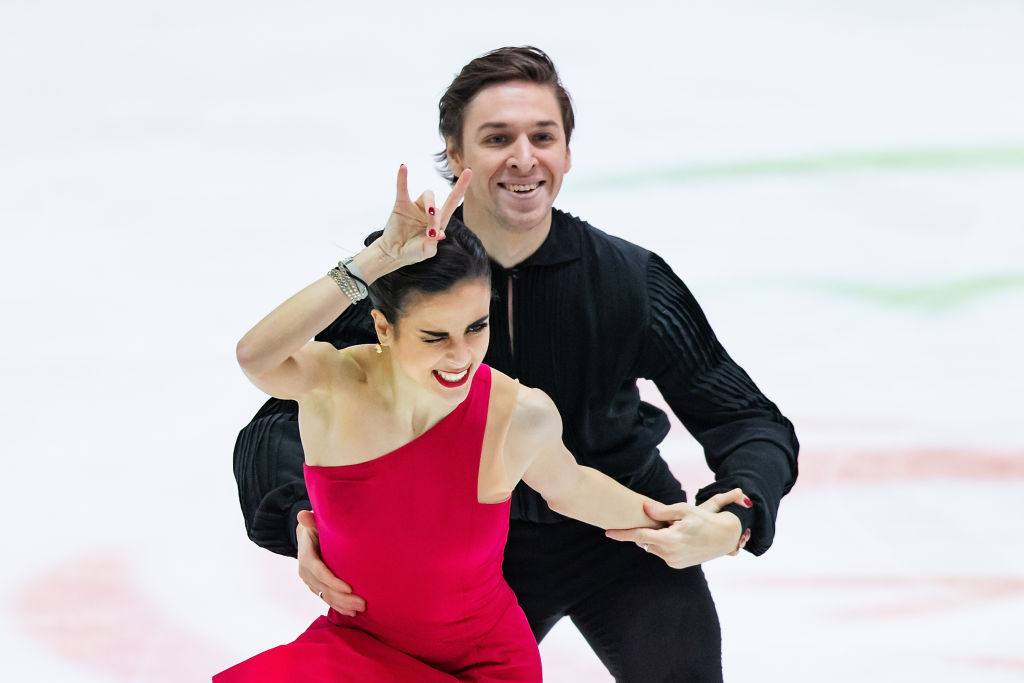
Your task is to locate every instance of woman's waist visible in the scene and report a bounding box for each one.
[324,541,507,602]
[326,578,517,644]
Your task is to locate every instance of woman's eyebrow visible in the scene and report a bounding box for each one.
[419,316,489,337]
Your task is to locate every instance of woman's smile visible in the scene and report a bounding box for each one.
[433,366,471,388]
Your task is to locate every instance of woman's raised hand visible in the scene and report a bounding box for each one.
[373,164,473,267]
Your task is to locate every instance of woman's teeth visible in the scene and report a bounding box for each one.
[437,369,468,382]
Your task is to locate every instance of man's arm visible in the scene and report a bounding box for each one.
[639,254,799,555]
[232,302,376,556]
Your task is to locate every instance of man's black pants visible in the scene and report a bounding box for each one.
[503,518,723,683]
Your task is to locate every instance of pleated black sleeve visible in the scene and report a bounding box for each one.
[232,299,376,557]
[638,254,799,555]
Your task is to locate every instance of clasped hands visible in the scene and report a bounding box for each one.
[297,488,752,614]
[604,487,753,569]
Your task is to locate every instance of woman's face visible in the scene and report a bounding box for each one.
[376,278,492,404]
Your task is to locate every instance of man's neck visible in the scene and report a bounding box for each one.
[462,207,554,269]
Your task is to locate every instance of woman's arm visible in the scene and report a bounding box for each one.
[512,387,664,531]
[235,275,366,399]
[234,303,377,558]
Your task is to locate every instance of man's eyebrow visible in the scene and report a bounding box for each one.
[475,121,558,133]
[419,316,489,337]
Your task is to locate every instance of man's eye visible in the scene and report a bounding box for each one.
[485,135,505,144]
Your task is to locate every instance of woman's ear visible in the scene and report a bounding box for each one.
[370,309,393,346]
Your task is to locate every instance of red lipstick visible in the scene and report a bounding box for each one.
[432,368,471,388]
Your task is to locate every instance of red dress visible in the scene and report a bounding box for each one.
[215,364,542,682]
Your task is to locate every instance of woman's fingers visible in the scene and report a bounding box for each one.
[419,169,473,241]
[414,189,439,238]
[386,165,472,251]
[438,169,473,238]
[394,163,411,208]
[699,487,753,513]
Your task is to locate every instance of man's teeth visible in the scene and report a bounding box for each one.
[438,369,468,382]
[506,183,539,193]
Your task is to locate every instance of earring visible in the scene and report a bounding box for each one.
[375,343,383,354]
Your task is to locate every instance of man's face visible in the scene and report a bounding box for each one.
[447,80,572,236]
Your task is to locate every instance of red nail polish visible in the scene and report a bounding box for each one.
[428,207,435,216]
[428,228,437,238]
[743,497,753,507]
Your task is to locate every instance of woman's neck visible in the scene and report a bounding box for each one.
[376,354,458,437]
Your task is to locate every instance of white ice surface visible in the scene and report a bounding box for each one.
[2,2,1022,681]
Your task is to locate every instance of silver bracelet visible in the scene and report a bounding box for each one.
[339,255,368,298]
[328,266,366,303]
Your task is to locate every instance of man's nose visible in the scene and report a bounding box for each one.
[507,135,536,170]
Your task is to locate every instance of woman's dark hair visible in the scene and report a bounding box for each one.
[434,46,575,184]
[363,218,491,326]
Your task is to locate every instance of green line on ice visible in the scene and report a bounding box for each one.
[576,144,1024,190]
[802,273,1024,311]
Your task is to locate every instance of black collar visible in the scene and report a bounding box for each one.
[453,206,582,270]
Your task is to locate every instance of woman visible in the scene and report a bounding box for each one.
[217,166,746,682]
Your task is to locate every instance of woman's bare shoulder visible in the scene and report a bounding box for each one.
[487,369,550,420]
[508,382,561,442]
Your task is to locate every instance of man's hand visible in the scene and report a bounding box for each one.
[296,510,366,617]
[605,488,753,569]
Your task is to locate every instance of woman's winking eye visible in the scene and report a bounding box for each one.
[420,318,489,344]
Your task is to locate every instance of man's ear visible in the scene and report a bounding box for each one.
[446,138,463,177]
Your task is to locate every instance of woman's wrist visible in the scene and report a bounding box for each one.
[351,239,399,285]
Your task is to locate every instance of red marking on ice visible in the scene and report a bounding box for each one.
[13,550,231,681]
[796,447,1024,484]
[667,446,1024,491]
[640,379,1024,486]
[961,656,1024,672]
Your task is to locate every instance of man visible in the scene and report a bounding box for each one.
[234,46,798,682]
